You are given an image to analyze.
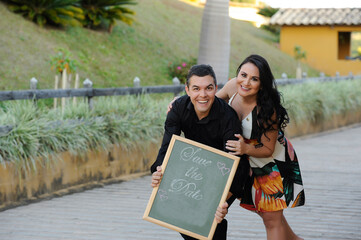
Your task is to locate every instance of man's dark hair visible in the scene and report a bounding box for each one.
[186,64,217,87]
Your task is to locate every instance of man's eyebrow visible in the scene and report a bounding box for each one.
[191,84,214,88]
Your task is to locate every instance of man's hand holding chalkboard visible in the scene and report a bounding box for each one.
[151,166,163,188]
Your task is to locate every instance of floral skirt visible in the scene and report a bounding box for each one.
[240,136,305,212]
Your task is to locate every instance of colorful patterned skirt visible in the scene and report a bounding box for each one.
[240,136,305,212]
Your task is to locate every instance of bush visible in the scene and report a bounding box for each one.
[167,57,197,84]
[3,0,84,27]
[80,0,136,33]
[258,6,279,18]
[281,79,361,125]
[258,6,280,37]
[2,0,136,32]
[0,94,169,173]
[50,48,78,74]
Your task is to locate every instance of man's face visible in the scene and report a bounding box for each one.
[185,75,217,120]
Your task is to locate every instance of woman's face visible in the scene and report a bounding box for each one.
[236,62,261,99]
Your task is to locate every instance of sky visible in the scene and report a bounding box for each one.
[262,0,361,8]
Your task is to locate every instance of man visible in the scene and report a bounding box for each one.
[150,64,249,240]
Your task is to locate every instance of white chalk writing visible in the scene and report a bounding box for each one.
[169,179,203,200]
[180,147,212,167]
[185,167,203,181]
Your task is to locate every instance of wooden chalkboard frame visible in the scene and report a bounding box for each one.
[143,135,240,240]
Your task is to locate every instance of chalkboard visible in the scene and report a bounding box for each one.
[143,135,240,240]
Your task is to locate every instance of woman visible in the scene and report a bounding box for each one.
[217,54,305,240]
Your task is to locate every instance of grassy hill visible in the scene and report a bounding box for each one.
[0,0,318,91]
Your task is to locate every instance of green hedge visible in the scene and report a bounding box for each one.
[281,78,361,125]
[0,94,169,173]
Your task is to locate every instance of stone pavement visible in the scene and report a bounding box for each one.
[0,124,361,240]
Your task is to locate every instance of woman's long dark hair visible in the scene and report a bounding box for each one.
[236,54,289,142]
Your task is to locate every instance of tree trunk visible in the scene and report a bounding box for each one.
[197,0,230,84]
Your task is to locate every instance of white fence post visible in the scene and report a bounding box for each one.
[61,69,67,115]
[30,77,38,90]
[281,73,288,84]
[173,77,181,97]
[30,77,38,105]
[133,77,140,88]
[302,72,307,79]
[83,78,93,110]
[348,72,353,80]
[54,75,59,109]
[73,73,79,106]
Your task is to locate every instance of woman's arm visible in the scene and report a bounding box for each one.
[216,78,237,102]
[226,114,278,158]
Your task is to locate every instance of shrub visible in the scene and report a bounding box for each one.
[2,0,136,32]
[3,0,84,27]
[50,48,78,74]
[79,0,136,33]
[258,6,279,18]
[294,45,307,61]
[280,79,361,125]
[0,95,169,173]
[167,57,197,84]
[258,6,280,37]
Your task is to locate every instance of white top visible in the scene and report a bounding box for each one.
[228,93,252,139]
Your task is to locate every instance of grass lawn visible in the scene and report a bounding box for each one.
[0,0,319,91]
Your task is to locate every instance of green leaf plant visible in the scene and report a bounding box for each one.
[80,0,136,33]
[4,0,84,27]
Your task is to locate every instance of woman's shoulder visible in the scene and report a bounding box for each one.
[217,78,238,100]
[223,77,237,89]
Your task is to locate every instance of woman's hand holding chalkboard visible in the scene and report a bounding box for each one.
[151,166,163,188]
[215,202,228,224]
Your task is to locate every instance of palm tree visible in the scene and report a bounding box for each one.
[197,0,230,84]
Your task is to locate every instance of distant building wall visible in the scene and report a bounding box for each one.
[280,25,361,76]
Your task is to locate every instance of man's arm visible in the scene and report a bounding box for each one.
[150,97,183,173]
[222,106,250,199]
[222,107,243,151]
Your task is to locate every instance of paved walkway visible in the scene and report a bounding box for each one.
[0,125,361,240]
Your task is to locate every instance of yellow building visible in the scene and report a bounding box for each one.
[270,8,361,76]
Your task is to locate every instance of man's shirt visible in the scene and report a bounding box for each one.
[150,95,249,198]
[151,95,243,172]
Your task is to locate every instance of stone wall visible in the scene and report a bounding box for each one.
[286,110,361,137]
[0,142,160,211]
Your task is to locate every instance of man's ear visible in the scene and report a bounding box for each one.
[185,84,189,96]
